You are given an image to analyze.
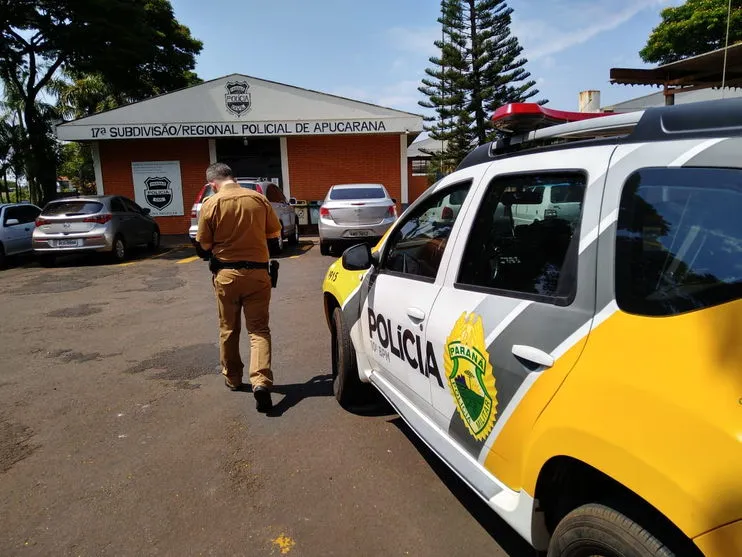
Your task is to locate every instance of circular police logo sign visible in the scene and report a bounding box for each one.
[225,80,252,117]
[144,176,173,210]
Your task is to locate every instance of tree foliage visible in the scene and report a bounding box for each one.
[419,0,476,172]
[641,0,742,65]
[419,0,543,169]
[0,0,203,204]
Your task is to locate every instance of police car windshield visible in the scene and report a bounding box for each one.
[237,182,259,191]
[330,187,385,200]
[42,201,103,216]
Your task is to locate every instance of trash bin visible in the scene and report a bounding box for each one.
[293,201,309,225]
[308,200,322,225]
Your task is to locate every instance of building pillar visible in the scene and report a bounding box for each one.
[91,141,104,195]
[280,136,291,199]
[400,134,409,206]
[208,139,217,163]
[664,85,675,106]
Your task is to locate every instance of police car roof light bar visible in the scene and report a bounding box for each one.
[491,103,612,135]
[458,97,742,172]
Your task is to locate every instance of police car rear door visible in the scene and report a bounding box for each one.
[425,145,615,477]
[360,179,475,411]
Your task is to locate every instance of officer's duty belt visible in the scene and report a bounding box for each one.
[216,260,269,270]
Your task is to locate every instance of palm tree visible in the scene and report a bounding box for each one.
[50,71,130,121]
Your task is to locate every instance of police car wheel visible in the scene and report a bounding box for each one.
[0,243,5,268]
[331,307,369,409]
[320,241,331,256]
[547,503,675,557]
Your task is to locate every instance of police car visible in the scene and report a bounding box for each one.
[322,99,742,557]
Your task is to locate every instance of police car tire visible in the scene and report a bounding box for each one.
[320,241,331,256]
[0,242,5,268]
[331,307,369,409]
[547,503,675,557]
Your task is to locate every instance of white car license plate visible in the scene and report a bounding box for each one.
[58,239,80,248]
[347,230,370,237]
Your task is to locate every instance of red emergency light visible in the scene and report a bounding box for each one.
[491,103,611,134]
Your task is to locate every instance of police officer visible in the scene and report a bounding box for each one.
[194,162,282,413]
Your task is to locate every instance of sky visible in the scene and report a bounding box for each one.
[169,0,685,122]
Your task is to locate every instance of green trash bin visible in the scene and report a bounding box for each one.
[308,201,322,224]
[307,200,322,234]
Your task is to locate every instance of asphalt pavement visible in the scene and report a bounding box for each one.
[0,237,536,556]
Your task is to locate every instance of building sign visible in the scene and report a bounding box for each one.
[225,81,251,117]
[56,118,421,141]
[131,161,184,217]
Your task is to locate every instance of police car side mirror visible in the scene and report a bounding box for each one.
[289,197,297,205]
[142,208,151,215]
[342,243,374,271]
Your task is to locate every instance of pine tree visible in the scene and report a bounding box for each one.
[419,0,543,167]
[418,0,475,174]
[471,0,541,142]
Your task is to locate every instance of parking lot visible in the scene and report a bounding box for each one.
[0,237,534,557]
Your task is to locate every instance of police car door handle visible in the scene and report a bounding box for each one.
[512,345,554,368]
[406,307,426,322]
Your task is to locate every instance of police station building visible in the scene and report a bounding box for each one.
[56,74,424,235]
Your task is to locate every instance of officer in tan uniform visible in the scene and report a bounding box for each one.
[194,163,282,413]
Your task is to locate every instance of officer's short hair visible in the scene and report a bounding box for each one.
[206,162,234,182]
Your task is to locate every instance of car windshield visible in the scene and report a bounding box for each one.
[330,187,386,200]
[202,182,259,201]
[42,201,103,216]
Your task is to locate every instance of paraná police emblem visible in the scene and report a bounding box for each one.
[144,176,173,210]
[225,80,252,117]
[444,312,497,441]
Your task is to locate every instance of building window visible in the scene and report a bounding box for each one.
[411,159,431,176]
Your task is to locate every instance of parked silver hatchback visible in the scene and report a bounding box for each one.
[33,195,160,265]
[318,183,397,256]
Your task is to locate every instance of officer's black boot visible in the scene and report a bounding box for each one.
[254,387,272,413]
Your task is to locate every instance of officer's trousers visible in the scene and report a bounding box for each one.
[212,268,273,389]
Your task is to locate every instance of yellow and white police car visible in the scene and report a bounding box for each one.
[322,99,742,557]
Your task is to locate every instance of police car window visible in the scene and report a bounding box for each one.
[616,167,742,316]
[382,182,471,281]
[457,172,586,304]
